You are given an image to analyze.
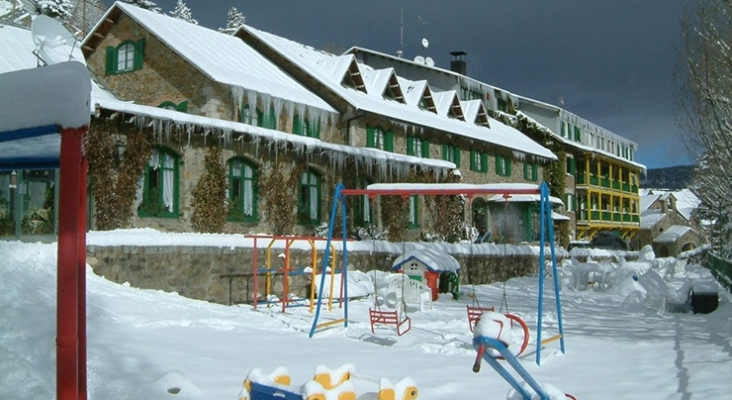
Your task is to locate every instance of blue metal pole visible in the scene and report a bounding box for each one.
[536,182,547,365]
[546,184,565,354]
[474,337,550,400]
[309,183,344,338]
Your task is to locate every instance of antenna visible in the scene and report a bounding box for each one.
[31,15,86,66]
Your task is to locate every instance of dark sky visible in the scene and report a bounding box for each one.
[153,0,693,169]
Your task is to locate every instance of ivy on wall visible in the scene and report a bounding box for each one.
[87,121,152,230]
[424,171,468,243]
[258,157,305,235]
[191,146,228,233]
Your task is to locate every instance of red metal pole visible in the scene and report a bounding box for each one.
[57,126,84,400]
[77,129,88,400]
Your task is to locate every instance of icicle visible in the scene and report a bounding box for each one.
[231,86,245,112]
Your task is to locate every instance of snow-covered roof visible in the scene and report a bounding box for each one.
[487,194,564,206]
[516,111,646,172]
[392,248,461,272]
[654,225,693,244]
[90,2,336,114]
[343,47,640,170]
[640,193,660,212]
[0,23,37,74]
[0,61,91,169]
[93,95,456,175]
[640,209,665,230]
[641,188,700,221]
[366,182,541,194]
[239,26,557,161]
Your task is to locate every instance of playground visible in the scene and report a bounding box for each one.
[2,235,732,399]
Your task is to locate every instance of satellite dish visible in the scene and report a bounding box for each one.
[421,38,429,49]
[31,15,86,66]
[414,55,425,65]
[425,57,435,67]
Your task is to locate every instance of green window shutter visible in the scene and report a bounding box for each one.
[366,127,374,147]
[442,144,448,160]
[481,153,488,172]
[133,38,145,70]
[421,140,430,158]
[453,147,461,167]
[523,162,529,180]
[105,46,116,75]
[267,107,276,129]
[470,151,477,171]
[532,164,538,180]
[495,156,501,173]
[407,136,415,156]
[310,121,320,139]
[176,101,188,113]
[570,157,576,175]
[385,131,394,151]
[506,159,512,176]
[293,116,301,135]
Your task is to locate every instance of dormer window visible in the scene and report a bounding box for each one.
[383,75,405,103]
[342,62,366,93]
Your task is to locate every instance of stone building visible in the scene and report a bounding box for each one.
[73,2,557,240]
[635,190,705,256]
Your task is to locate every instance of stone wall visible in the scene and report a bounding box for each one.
[86,245,571,305]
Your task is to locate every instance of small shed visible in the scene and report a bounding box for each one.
[392,248,461,300]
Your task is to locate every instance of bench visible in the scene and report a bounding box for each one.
[369,308,411,336]
[466,305,495,332]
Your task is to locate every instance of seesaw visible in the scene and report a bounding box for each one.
[238,363,418,400]
[472,312,576,400]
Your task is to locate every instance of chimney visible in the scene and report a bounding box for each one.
[450,51,467,75]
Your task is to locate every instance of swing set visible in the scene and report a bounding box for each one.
[309,181,566,364]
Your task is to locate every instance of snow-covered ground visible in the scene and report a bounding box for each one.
[1,232,731,400]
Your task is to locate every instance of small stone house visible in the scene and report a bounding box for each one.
[635,190,704,255]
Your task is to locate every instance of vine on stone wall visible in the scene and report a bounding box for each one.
[380,195,408,242]
[424,171,468,243]
[87,121,151,230]
[259,157,304,235]
[191,146,228,233]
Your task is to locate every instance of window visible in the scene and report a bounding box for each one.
[298,170,321,225]
[523,162,538,181]
[409,195,419,228]
[105,39,145,75]
[566,157,576,175]
[366,126,393,151]
[137,147,179,218]
[407,136,429,158]
[470,151,488,173]
[574,126,582,142]
[442,144,461,167]
[158,100,188,113]
[495,156,512,177]
[355,179,373,227]
[240,104,262,126]
[228,158,258,222]
[565,194,575,212]
[293,115,320,138]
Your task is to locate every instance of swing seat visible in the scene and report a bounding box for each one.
[466,305,495,332]
[369,308,411,336]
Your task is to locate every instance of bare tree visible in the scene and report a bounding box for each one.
[677,0,732,257]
